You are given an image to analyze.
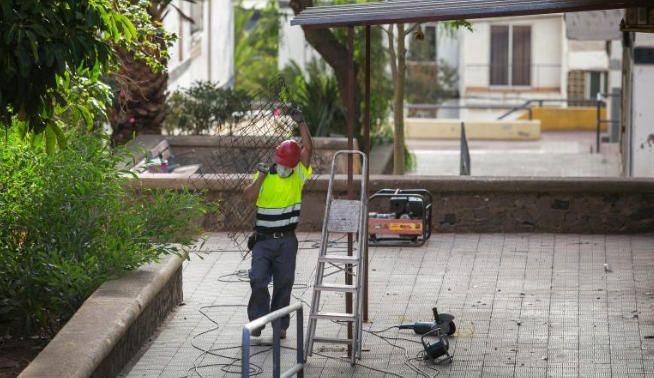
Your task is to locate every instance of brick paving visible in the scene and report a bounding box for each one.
[122,232,654,377]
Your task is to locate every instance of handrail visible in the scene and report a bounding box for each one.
[242,302,304,378]
[406,97,616,154]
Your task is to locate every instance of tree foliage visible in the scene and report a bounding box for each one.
[234,1,280,94]
[282,61,346,137]
[0,0,174,149]
[0,133,207,337]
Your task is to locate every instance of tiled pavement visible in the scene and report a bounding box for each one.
[122,233,654,377]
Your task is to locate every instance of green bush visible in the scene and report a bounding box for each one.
[0,135,207,337]
[281,61,347,137]
[164,81,252,136]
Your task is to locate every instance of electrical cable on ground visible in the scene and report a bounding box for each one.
[179,236,446,378]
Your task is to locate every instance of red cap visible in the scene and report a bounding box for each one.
[275,140,301,167]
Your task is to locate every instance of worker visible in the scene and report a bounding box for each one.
[243,109,313,338]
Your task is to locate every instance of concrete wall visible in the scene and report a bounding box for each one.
[518,107,607,131]
[20,255,184,378]
[134,175,654,234]
[405,118,541,140]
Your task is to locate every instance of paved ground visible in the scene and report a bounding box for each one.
[122,232,654,377]
[408,132,621,177]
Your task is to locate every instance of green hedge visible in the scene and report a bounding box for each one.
[0,135,207,337]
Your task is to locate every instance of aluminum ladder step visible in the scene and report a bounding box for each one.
[312,336,353,345]
[319,255,360,264]
[306,150,368,364]
[314,283,357,293]
[310,312,356,322]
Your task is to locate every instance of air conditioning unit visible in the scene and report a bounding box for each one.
[621,7,654,33]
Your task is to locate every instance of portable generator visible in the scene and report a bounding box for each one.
[368,189,432,246]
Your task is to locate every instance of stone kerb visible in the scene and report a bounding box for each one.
[19,254,184,378]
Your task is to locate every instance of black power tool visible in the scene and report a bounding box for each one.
[398,307,456,336]
[421,328,453,364]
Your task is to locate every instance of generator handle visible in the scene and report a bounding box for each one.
[373,189,433,204]
[368,192,426,205]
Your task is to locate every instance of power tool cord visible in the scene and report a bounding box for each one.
[178,236,442,377]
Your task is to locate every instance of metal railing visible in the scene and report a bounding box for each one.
[242,302,304,378]
[407,96,619,154]
[496,97,616,153]
[460,122,470,176]
[462,64,562,89]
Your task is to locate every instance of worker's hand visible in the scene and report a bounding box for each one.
[256,163,269,173]
[290,108,304,124]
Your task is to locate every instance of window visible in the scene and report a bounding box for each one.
[586,71,607,99]
[190,0,204,34]
[490,25,531,86]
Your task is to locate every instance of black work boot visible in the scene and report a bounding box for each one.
[251,325,265,337]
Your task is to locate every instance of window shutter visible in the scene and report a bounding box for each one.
[512,26,532,86]
[490,25,509,86]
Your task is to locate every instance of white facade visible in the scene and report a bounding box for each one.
[626,33,654,177]
[460,15,564,98]
[456,15,568,120]
[278,4,320,73]
[165,0,234,90]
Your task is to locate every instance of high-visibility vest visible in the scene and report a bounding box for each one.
[253,162,312,232]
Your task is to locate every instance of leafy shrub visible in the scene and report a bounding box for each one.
[281,61,347,137]
[164,81,252,136]
[0,134,207,337]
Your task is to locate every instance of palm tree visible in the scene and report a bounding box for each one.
[111,1,191,145]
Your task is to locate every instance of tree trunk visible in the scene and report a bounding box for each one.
[391,24,406,175]
[110,49,169,145]
[289,0,361,139]
[110,3,169,146]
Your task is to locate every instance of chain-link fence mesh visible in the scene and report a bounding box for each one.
[188,78,318,254]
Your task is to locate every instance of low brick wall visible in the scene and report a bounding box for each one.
[19,255,184,378]
[135,175,654,234]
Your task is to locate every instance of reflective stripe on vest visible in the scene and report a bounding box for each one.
[255,203,301,229]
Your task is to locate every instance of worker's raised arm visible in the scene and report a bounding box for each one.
[244,169,266,202]
[291,110,313,168]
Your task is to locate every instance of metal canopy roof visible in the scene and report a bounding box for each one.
[291,0,652,28]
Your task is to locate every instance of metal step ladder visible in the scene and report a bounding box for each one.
[305,150,368,365]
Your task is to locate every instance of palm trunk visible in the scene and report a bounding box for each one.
[110,3,169,146]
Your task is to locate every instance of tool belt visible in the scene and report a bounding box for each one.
[247,230,295,250]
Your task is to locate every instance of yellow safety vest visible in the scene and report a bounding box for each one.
[253,162,312,231]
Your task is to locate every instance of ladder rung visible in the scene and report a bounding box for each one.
[311,312,356,321]
[314,283,358,293]
[312,336,353,345]
[319,255,360,264]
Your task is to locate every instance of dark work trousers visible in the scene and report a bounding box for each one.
[248,233,298,330]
